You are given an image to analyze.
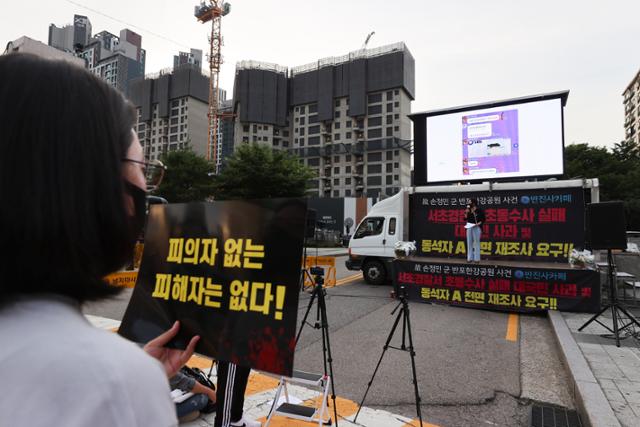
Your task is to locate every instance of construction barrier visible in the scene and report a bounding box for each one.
[104,270,138,288]
[304,256,337,287]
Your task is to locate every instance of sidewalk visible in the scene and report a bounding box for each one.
[86,315,437,427]
[549,309,640,427]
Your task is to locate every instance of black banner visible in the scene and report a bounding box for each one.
[118,198,307,376]
[394,259,600,313]
[410,187,585,262]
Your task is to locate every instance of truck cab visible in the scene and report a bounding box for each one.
[346,190,406,285]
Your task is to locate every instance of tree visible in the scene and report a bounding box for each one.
[212,144,314,200]
[156,149,215,203]
[563,142,640,230]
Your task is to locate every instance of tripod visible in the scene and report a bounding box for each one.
[354,288,423,427]
[579,249,640,347]
[296,268,339,426]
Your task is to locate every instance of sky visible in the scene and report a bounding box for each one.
[2,0,639,148]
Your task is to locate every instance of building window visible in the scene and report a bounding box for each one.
[368,117,382,127]
[386,175,393,185]
[394,89,399,95]
[394,162,399,168]
[283,130,289,137]
[386,163,393,173]
[346,177,351,185]
[386,103,393,112]
[386,151,393,160]
[308,115,318,124]
[346,120,352,128]
[368,93,382,103]
[253,135,257,142]
[394,126,399,131]
[394,150,399,155]
[368,152,382,162]
[386,116,393,125]
[300,128,305,135]
[367,105,382,115]
[334,167,340,174]
[335,110,340,118]
[394,114,399,119]
[300,138,305,146]
[368,128,382,138]
[253,125,257,133]
[295,117,299,122]
[334,133,340,141]
[334,178,340,185]
[300,116,306,125]
[346,189,352,196]
[334,156,340,162]
[333,190,340,197]
[309,104,318,113]
[346,132,352,139]
[346,166,351,173]
[386,90,393,100]
[394,101,399,108]
[386,127,393,137]
[394,175,399,181]
[334,122,341,129]
[335,99,340,107]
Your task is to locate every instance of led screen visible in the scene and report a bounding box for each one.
[425,98,564,183]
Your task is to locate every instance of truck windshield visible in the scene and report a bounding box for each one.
[354,217,385,239]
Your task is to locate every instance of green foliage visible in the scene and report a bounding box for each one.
[563,141,640,229]
[212,144,314,200]
[156,149,215,203]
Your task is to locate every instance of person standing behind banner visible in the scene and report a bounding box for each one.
[465,198,485,263]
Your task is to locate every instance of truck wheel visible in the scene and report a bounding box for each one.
[363,260,386,285]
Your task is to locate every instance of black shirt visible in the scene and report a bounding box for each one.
[465,207,485,224]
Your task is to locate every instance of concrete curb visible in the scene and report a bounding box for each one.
[548,310,621,427]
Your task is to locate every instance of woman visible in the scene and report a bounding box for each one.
[465,198,485,263]
[0,53,197,427]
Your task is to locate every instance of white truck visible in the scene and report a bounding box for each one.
[345,178,599,285]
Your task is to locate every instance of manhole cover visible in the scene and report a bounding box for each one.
[530,404,581,427]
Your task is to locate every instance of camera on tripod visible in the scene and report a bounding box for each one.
[310,266,324,286]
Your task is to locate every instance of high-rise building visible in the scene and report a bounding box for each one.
[232,42,415,198]
[129,65,214,161]
[623,69,640,145]
[4,36,85,67]
[174,49,203,70]
[84,29,145,95]
[49,15,145,95]
[48,14,92,53]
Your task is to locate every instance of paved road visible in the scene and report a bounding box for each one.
[84,254,575,427]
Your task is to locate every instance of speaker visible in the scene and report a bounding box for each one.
[586,202,627,250]
[305,209,317,239]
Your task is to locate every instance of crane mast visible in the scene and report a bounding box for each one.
[194,1,231,171]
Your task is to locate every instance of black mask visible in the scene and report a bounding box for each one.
[124,181,148,241]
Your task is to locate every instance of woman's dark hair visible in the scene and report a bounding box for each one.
[0,54,137,303]
[469,198,478,207]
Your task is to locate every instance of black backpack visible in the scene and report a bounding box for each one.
[180,365,217,414]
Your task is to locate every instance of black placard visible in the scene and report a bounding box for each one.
[410,187,585,262]
[118,198,307,376]
[394,259,600,313]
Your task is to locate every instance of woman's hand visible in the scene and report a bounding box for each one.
[143,321,200,378]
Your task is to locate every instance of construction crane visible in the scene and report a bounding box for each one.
[194,1,232,171]
[361,31,375,50]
